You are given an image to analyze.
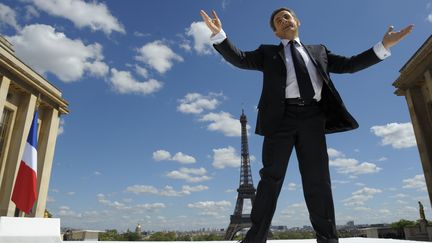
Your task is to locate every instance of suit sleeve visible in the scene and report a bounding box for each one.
[325,45,382,74]
[213,38,264,71]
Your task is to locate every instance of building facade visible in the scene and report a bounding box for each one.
[0,36,69,217]
[393,35,432,207]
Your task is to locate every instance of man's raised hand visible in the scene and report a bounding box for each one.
[382,24,414,49]
[200,10,222,36]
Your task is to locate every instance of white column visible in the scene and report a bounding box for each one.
[32,108,60,217]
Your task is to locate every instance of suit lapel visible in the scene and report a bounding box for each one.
[277,42,285,62]
[303,44,331,84]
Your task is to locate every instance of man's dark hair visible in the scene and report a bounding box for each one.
[269,7,297,31]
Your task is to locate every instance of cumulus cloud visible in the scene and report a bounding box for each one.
[166,167,211,183]
[343,187,382,206]
[370,122,416,149]
[185,21,214,55]
[188,200,231,217]
[403,174,427,192]
[172,152,196,164]
[0,3,20,31]
[29,0,125,34]
[57,119,65,136]
[109,68,163,95]
[200,111,249,137]
[177,92,221,114]
[287,183,297,191]
[152,150,196,164]
[135,65,149,78]
[57,206,81,217]
[125,185,159,195]
[8,24,109,82]
[328,148,381,175]
[136,40,183,74]
[97,193,165,211]
[153,150,171,161]
[327,148,345,158]
[125,184,208,197]
[212,146,241,169]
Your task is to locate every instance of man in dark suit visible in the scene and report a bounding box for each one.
[200,8,413,243]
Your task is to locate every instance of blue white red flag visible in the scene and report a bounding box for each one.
[11,111,38,214]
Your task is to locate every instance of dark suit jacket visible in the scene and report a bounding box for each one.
[214,38,382,136]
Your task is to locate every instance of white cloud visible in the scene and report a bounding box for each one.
[403,174,427,192]
[135,203,166,211]
[200,111,249,137]
[153,150,171,161]
[57,206,81,217]
[328,148,381,175]
[0,3,20,31]
[136,40,183,74]
[287,183,297,191]
[135,65,149,78]
[172,152,196,164]
[371,122,416,149]
[8,24,109,82]
[212,146,240,169]
[57,119,65,136]
[177,93,221,114]
[125,185,158,195]
[24,5,39,20]
[29,0,125,34]
[330,158,381,175]
[125,184,208,197]
[327,148,345,158]
[188,200,231,211]
[109,68,163,95]
[166,167,211,183]
[185,21,214,55]
[159,185,208,197]
[342,187,382,206]
[152,150,196,164]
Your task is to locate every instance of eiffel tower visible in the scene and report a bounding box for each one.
[224,110,256,240]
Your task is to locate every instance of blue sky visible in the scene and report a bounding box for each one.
[1,0,431,232]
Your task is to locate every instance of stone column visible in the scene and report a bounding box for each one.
[404,72,432,207]
[0,76,10,120]
[0,93,37,216]
[0,75,11,193]
[32,107,60,217]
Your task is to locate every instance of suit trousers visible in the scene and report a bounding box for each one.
[244,103,338,243]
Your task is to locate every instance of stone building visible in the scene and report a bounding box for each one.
[0,35,69,217]
[393,35,432,206]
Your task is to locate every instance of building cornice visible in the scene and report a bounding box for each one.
[0,41,69,114]
[393,35,432,96]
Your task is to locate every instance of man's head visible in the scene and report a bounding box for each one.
[270,8,300,40]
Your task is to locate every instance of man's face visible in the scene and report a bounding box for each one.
[273,10,300,40]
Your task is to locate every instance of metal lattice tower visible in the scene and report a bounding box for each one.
[224,110,256,240]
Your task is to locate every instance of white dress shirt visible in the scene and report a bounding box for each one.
[211,29,391,101]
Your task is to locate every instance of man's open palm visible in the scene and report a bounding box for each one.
[200,10,222,35]
[382,24,414,49]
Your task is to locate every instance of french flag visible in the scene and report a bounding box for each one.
[11,111,38,214]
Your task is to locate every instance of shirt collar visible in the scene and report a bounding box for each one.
[281,37,301,47]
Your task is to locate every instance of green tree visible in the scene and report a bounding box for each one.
[148,232,177,241]
[99,229,122,241]
[390,219,416,230]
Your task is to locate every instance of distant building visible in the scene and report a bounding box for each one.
[346,221,355,227]
[0,35,69,217]
[63,230,104,241]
